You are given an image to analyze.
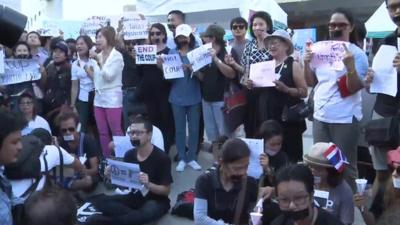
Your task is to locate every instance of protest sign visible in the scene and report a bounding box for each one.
[241,138,264,179]
[38,21,60,37]
[249,60,277,87]
[310,41,349,71]
[80,16,109,40]
[123,18,148,40]
[314,190,331,209]
[0,50,4,74]
[135,45,157,64]
[0,59,41,85]
[113,136,134,158]
[292,28,316,55]
[162,54,184,79]
[107,159,142,189]
[371,45,398,97]
[187,43,213,72]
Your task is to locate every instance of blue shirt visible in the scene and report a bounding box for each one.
[0,167,13,225]
[168,49,201,106]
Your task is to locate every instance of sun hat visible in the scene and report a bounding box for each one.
[264,29,294,55]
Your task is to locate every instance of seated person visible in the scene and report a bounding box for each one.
[18,92,51,136]
[194,138,258,225]
[353,147,400,225]
[257,120,290,225]
[271,164,344,225]
[303,142,354,225]
[57,112,102,191]
[24,185,77,225]
[89,115,172,225]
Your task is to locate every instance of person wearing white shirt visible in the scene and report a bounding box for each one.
[70,35,100,133]
[166,10,203,49]
[18,92,52,136]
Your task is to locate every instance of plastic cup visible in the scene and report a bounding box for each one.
[250,212,262,225]
[355,178,367,194]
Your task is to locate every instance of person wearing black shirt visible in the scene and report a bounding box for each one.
[137,23,174,153]
[89,116,172,225]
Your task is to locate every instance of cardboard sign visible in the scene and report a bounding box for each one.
[107,159,142,189]
[80,16,109,40]
[249,60,277,87]
[162,54,184,79]
[187,43,213,72]
[135,45,157,64]
[310,41,350,71]
[0,59,41,85]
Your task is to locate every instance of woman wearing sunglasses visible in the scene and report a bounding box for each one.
[136,23,174,153]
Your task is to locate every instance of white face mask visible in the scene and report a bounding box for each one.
[63,134,74,142]
[265,148,279,156]
[314,176,322,185]
[393,177,400,189]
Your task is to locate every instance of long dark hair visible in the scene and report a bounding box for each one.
[174,34,196,50]
[249,11,273,38]
[149,23,167,44]
[331,8,358,45]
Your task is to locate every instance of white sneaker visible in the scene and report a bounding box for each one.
[176,160,186,172]
[188,160,202,170]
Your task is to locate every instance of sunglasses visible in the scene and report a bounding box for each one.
[61,127,75,133]
[150,31,162,36]
[232,25,245,30]
[328,22,349,29]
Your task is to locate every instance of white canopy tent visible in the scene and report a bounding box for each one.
[365,1,396,38]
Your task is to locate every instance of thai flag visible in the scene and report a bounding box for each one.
[323,144,349,172]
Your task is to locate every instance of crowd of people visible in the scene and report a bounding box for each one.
[1,0,400,224]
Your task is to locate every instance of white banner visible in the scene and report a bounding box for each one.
[0,59,41,85]
[187,43,212,72]
[123,19,149,40]
[107,159,142,190]
[162,54,184,79]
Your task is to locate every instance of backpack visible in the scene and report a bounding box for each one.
[171,189,195,220]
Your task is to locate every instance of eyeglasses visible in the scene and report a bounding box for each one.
[128,130,147,136]
[387,2,400,12]
[61,127,75,133]
[150,31,162,36]
[328,22,350,29]
[232,25,245,30]
[277,194,309,208]
[19,101,33,106]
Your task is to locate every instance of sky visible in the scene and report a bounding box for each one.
[63,0,136,20]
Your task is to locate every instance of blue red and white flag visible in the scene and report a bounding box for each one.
[323,144,349,172]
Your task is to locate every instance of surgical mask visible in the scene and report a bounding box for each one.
[265,148,279,157]
[63,134,74,142]
[330,30,343,39]
[130,139,141,147]
[281,207,309,221]
[393,177,400,189]
[314,176,322,185]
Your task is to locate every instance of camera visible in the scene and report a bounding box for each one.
[0,5,27,48]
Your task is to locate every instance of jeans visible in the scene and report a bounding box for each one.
[122,88,139,131]
[202,100,226,142]
[171,103,201,162]
[94,107,123,157]
[92,193,169,225]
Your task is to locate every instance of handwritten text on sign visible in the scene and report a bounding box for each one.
[135,45,157,64]
[240,138,264,179]
[123,19,148,40]
[249,60,277,87]
[0,59,41,85]
[187,43,213,72]
[162,54,184,79]
[310,41,350,70]
[80,16,109,40]
[107,159,142,190]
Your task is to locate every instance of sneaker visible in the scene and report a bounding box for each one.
[176,160,186,172]
[188,160,202,170]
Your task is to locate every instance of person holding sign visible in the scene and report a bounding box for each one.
[168,24,202,172]
[304,8,368,192]
[303,143,354,225]
[197,24,235,143]
[92,26,124,157]
[90,116,172,225]
[70,35,99,133]
[261,29,308,163]
[136,23,174,153]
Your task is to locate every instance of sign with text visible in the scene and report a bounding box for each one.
[0,59,41,85]
[107,159,142,189]
[310,41,350,71]
[241,138,264,179]
[39,21,60,37]
[187,43,212,72]
[292,28,316,55]
[0,50,4,74]
[162,54,184,79]
[123,19,148,40]
[249,60,277,87]
[80,16,109,40]
[135,45,157,64]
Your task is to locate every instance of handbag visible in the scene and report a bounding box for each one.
[282,100,310,122]
[223,81,247,133]
[365,117,399,148]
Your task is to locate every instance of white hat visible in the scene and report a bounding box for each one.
[264,29,294,55]
[175,24,192,38]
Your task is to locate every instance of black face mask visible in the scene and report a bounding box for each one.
[16,54,29,59]
[230,175,243,183]
[281,207,309,221]
[176,41,189,49]
[130,139,141,147]
[167,24,176,30]
[330,30,343,39]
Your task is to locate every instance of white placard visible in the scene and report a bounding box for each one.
[249,60,277,87]
[80,16,109,40]
[135,45,157,64]
[310,41,350,71]
[314,190,330,209]
[113,136,134,158]
[162,54,184,79]
[241,138,264,179]
[371,45,398,97]
[0,59,41,85]
[0,50,4,74]
[39,21,60,37]
[187,43,212,72]
[107,159,142,190]
[123,19,148,40]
